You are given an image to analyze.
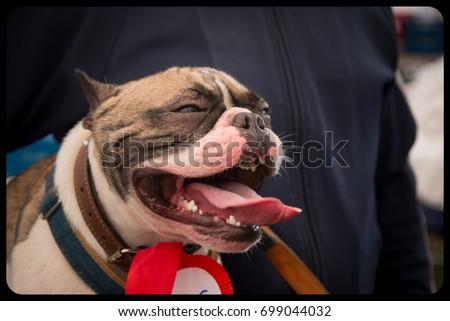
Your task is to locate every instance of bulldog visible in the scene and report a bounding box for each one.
[6,67,300,294]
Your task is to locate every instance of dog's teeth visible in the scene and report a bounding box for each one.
[226,215,237,226]
[83,139,89,146]
[178,197,202,215]
[187,200,196,210]
[225,216,242,227]
[182,199,199,212]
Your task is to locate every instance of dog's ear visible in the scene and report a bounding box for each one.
[74,69,119,130]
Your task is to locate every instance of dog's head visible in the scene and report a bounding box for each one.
[75,67,300,252]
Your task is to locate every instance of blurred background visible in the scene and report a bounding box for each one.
[6,6,444,291]
[393,6,444,291]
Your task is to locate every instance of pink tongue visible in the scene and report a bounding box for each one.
[184,182,301,226]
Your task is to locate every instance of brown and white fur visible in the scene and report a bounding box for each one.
[6,67,286,294]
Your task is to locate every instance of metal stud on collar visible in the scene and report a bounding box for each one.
[107,248,143,264]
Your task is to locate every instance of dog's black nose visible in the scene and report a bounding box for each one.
[233,112,273,161]
[232,112,266,134]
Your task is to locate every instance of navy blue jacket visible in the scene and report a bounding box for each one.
[7,7,432,294]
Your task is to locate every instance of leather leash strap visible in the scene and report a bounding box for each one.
[74,143,133,272]
[261,226,329,294]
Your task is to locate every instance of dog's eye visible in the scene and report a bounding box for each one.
[175,105,201,113]
[261,107,270,115]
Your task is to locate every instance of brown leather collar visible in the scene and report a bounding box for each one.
[74,142,133,272]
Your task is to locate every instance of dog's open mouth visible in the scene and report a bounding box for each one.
[133,162,300,245]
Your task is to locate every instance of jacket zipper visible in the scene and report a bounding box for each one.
[264,7,323,281]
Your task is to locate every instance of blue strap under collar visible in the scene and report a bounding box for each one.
[41,167,125,294]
